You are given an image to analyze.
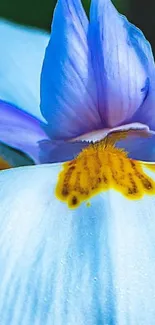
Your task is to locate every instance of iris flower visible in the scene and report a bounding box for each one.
[0,0,155,323]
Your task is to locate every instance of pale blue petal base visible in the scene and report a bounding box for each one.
[0,19,49,122]
[0,164,155,324]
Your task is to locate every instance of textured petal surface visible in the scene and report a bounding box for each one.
[0,163,155,323]
[0,19,49,121]
[0,100,50,163]
[89,0,152,127]
[41,0,102,140]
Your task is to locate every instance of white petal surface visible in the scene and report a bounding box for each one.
[0,164,155,324]
[0,19,49,121]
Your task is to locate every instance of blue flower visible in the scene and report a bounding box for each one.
[1,0,155,166]
[0,0,155,324]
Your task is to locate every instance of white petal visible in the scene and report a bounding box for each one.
[0,164,155,324]
[0,19,49,121]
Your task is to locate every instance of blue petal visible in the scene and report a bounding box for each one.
[130,42,155,130]
[0,165,155,323]
[0,99,50,163]
[41,0,102,140]
[109,128,155,162]
[39,139,90,163]
[121,133,155,162]
[0,19,49,121]
[89,0,154,128]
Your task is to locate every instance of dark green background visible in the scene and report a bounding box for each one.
[0,0,127,30]
[0,0,155,52]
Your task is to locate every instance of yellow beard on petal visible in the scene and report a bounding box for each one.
[0,157,11,170]
[55,131,155,209]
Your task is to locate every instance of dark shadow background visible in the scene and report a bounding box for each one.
[128,0,155,53]
[0,0,154,53]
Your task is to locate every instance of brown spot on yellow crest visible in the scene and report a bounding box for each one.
[55,131,155,209]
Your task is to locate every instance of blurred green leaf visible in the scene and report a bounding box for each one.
[0,0,56,30]
[0,0,127,30]
[82,0,127,15]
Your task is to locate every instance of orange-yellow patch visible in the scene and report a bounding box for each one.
[0,157,11,170]
[55,133,155,209]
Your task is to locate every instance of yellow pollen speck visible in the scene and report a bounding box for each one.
[0,157,11,170]
[55,133,155,209]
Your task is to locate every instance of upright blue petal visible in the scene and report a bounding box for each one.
[41,0,102,140]
[89,0,154,128]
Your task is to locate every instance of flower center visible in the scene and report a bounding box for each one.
[55,133,155,209]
